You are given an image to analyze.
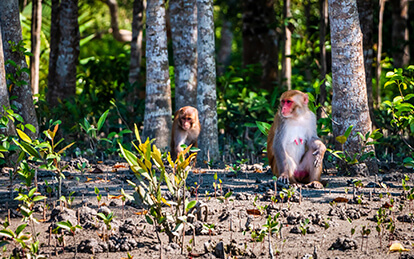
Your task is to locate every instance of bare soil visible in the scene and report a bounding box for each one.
[1,160,414,259]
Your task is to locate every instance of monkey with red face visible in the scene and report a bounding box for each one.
[171,106,201,160]
[267,90,326,188]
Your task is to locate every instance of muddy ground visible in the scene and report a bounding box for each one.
[0,159,414,259]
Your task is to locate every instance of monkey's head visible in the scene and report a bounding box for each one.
[177,106,198,131]
[279,90,309,118]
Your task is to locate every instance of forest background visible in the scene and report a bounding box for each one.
[0,0,414,172]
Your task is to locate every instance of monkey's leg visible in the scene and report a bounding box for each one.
[297,145,325,189]
[277,156,299,186]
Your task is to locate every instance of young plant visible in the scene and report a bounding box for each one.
[79,109,110,160]
[14,121,74,198]
[119,124,198,246]
[94,187,102,207]
[56,220,82,257]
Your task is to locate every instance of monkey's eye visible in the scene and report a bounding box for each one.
[285,100,292,104]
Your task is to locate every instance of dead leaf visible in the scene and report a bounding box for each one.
[113,164,126,169]
[389,242,410,252]
[90,167,104,174]
[246,209,261,216]
[85,177,93,183]
[193,169,206,174]
[254,168,263,173]
[332,197,349,203]
[135,210,148,215]
[109,195,123,200]
[382,202,393,208]
[97,161,103,164]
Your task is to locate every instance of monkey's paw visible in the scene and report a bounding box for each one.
[312,149,323,168]
[277,174,290,185]
[305,181,324,189]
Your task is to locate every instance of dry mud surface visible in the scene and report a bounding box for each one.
[0,160,414,259]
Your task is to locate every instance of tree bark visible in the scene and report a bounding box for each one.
[128,0,144,84]
[281,0,292,90]
[217,19,233,76]
[142,0,172,150]
[242,0,278,92]
[0,0,39,139]
[170,0,198,110]
[102,0,132,42]
[30,0,42,96]
[357,0,376,126]
[328,0,377,174]
[197,0,219,163]
[376,0,385,105]
[317,0,328,120]
[391,0,409,67]
[47,0,80,109]
[0,25,16,136]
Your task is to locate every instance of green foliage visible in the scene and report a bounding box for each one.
[327,125,383,169]
[120,124,198,243]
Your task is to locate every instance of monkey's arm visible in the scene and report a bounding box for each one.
[309,137,326,168]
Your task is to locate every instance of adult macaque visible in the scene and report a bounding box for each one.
[267,90,326,188]
[171,106,201,160]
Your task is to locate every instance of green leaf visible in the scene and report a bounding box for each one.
[344,125,353,138]
[15,224,28,236]
[97,109,109,131]
[145,215,154,225]
[25,124,36,134]
[335,136,347,145]
[0,229,15,239]
[16,128,32,143]
[56,221,72,231]
[186,200,197,211]
[33,195,47,202]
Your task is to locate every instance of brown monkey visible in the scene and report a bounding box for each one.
[267,90,326,188]
[171,106,201,160]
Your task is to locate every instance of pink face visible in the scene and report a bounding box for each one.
[281,99,294,117]
[180,116,193,131]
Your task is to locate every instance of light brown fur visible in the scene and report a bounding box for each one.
[171,106,201,160]
[267,90,326,188]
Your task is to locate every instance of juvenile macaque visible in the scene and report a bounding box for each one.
[171,106,201,160]
[267,90,326,188]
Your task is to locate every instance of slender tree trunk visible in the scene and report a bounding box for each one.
[127,0,144,117]
[143,0,172,150]
[376,0,385,105]
[357,0,376,127]
[0,0,39,139]
[217,19,233,76]
[0,26,16,136]
[197,0,219,163]
[47,0,80,109]
[102,0,132,42]
[30,0,42,96]
[391,0,409,67]
[129,0,144,84]
[170,0,198,110]
[329,0,377,174]
[317,0,328,120]
[242,0,278,92]
[281,0,292,90]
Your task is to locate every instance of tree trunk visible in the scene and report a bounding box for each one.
[102,0,132,42]
[376,0,385,105]
[317,0,328,120]
[142,0,172,150]
[197,0,219,163]
[281,0,292,90]
[357,0,376,126]
[242,0,278,92]
[0,26,16,136]
[391,0,409,67]
[127,0,144,117]
[328,0,377,174]
[217,19,233,76]
[128,0,144,84]
[0,0,39,139]
[30,0,42,96]
[170,0,198,110]
[47,0,80,109]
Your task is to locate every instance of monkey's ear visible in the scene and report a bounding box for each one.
[303,94,309,105]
